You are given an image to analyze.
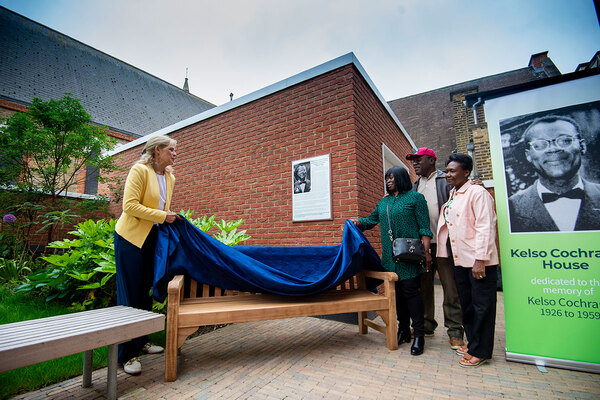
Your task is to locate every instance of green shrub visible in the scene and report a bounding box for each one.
[16,219,117,310]
[16,213,250,311]
[180,210,250,246]
[0,258,32,284]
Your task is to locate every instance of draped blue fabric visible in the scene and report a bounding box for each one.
[152,218,383,301]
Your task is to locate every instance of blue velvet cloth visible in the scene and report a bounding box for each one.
[152,218,384,301]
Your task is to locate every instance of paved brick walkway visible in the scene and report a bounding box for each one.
[11,287,600,399]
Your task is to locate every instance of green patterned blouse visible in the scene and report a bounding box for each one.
[359,190,432,280]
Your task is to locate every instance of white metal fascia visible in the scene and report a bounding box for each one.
[106,52,417,156]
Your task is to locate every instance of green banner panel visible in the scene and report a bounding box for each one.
[484,74,600,372]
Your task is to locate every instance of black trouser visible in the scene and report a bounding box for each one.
[114,226,157,364]
[453,265,498,359]
[420,243,463,338]
[395,276,425,337]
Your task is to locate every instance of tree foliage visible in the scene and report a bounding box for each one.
[0,94,118,197]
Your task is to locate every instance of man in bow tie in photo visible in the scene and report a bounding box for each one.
[508,115,600,232]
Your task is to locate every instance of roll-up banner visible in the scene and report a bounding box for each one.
[484,74,600,373]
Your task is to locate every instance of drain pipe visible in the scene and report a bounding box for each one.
[472,97,483,124]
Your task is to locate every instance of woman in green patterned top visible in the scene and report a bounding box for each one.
[354,166,432,356]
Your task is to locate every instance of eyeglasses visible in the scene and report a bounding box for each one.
[528,135,579,152]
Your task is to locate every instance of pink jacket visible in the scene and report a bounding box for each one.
[436,181,499,268]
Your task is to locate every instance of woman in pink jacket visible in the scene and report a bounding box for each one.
[437,153,499,368]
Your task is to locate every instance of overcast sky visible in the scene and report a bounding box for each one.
[1,0,599,105]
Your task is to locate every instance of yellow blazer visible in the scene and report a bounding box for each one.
[115,163,175,248]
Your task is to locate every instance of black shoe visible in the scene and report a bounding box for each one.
[398,329,411,345]
[410,336,424,356]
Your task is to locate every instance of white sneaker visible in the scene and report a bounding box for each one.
[141,343,164,354]
[123,357,142,375]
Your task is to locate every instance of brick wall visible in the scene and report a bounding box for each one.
[388,67,551,170]
[0,193,111,249]
[472,124,493,179]
[102,64,414,248]
[353,68,416,250]
[451,89,478,157]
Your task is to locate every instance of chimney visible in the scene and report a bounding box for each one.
[528,51,561,77]
[182,67,189,92]
[528,51,549,69]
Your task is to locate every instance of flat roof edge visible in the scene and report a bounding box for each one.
[465,68,600,107]
[107,52,416,156]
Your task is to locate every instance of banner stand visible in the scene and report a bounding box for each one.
[506,352,600,374]
[481,72,600,374]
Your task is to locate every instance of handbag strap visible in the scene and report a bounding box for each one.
[386,197,394,243]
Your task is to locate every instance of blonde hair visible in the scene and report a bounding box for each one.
[138,135,177,173]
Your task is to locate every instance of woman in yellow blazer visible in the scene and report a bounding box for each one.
[114,135,181,375]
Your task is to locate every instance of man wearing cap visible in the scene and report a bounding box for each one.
[406,148,465,350]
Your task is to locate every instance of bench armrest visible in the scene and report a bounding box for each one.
[363,270,398,282]
[168,275,185,304]
[168,275,185,294]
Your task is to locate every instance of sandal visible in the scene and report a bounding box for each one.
[456,346,469,356]
[459,355,487,368]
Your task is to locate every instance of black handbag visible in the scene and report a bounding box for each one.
[386,197,426,265]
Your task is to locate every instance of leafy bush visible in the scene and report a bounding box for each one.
[0,231,17,260]
[16,213,250,311]
[0,258,33,285]
[179,210,250,246]
[16,219,117,310]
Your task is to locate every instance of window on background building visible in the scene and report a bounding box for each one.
[83,164,99,195]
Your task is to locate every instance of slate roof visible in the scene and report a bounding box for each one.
[0,6,215,137]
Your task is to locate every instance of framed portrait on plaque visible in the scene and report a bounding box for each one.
[292,154,331,221]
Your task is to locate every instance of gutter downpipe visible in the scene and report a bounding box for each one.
[469,97,483,178]
[472,97,483,124]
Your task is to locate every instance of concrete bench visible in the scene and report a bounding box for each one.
[0,305,165,399]
[165,270,398,381]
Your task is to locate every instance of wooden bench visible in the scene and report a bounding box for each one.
[165,270,398,381]
[0,305,165,400]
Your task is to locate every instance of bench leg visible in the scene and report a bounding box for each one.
[358,311,368,334]
[165,323,178,382]
[386,309,399,350]
[83,350,93,387]
[107,344,118,400]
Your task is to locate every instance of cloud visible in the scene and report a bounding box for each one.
[2,0,598,105]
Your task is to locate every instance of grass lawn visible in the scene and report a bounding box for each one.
[0,285,165,400]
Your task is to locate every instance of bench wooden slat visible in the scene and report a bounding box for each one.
[190,279,197,297]
[0,309,163,349]
[178,292,389,326]
[165,271,399,382]
[0,306,164,373]
[1,314,164,349]
[0,307,157,335]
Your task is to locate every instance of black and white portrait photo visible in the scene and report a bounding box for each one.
[500,101,600,233]
[293,162,311,194]
[291,155,331,221]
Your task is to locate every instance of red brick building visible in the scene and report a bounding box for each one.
[103,54,417,248]
[388,52,561,181]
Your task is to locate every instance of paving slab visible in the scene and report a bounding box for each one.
[10,287,600,399]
